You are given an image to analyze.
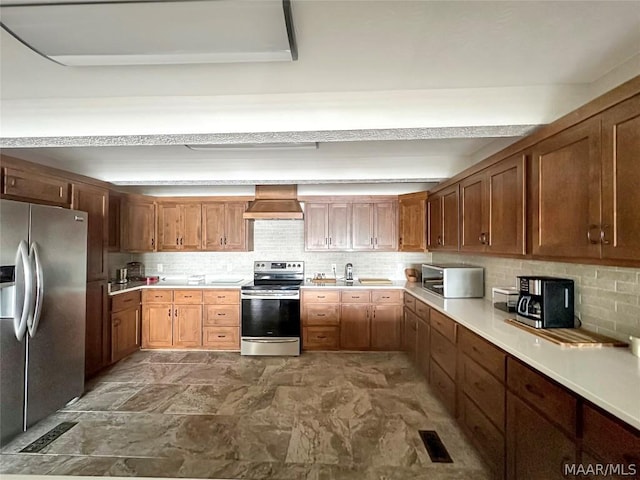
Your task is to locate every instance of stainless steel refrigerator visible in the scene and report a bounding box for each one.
[0,199,87,446]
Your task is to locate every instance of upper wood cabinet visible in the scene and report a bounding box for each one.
[600,95,640,262]
[2,166,71,207]
[427,185,459,251]
[72,183,108,281]
[352,202,397,251]
[108,192,121,252]
[202,202,253,252]
[157,203,202,251]
[460,154,526,255]
[531,117,602,259]
[121,198,156,252]
[305,200,397,252]
[398,192,427,252]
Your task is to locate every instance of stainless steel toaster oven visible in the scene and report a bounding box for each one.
[422,263,484,298]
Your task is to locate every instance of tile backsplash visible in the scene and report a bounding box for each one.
[109,220,430,281]
[432,252,640,342]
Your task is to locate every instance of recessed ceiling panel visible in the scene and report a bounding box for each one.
[0,0,296,65]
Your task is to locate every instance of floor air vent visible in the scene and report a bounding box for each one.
[419,430,453,463]
[19,422,77,453]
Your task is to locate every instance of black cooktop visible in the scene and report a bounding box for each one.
[242,281,302,291]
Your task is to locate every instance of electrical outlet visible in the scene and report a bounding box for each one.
[331,263,337,272]
[157,263,163,273]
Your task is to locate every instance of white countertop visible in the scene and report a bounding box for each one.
[108,277,249,295]
[302,279,407,289]
[403,283,640,431]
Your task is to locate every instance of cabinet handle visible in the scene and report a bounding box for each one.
[180,237,184,245]
[375,237,378,245]
[352,296,360,299]
[217,313,226,316]
[176,237,179,245]
[220,237,223,245]
[168,308,171,317]
[370,237,373,245]
[217,335,226,338]
[9,177,16,187]
[174,309,178,317]
[317,335,327,339]
[317,295,325,299]
[58,187,64,198]
[135,310,139,344]
[224,237,227,245]
[437,235,442,246]
[317,313,326,317]
[325,237,328,245]
[217,295,225,298]
[524,383,545,399]
[382,296,390,299]
[151,238,155,248]
[587,224,600,244]
[183,295,192,298]
[600,225,610,245]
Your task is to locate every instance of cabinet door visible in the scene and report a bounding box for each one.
[403,309,418,363]
[85,280,109,377]
[487,154,526,255]
[122,200,156,252]
[2,167,70,206]
[108,193,121,252]
[370,304,402,350]
[157,203,181,251]
[328,203,351,250]
[72,183,108,281]
[112,307,140,363]
[426,194,442,250]
[202,203,226,251]
[506,393,576,480]
[373,201,398,250]
[224,202,248,251]
[352,203,373,250]
[601,95,640,262]
[340,304,370,350]
[181,203,202,250]
[304,203,329,250]
[416,316,430,379]
[531,118,601,259]
[142,305,173,347]
[441,185,459,250]
[459,173,486,252]
[173,305,202,347]
[400,198,425,251]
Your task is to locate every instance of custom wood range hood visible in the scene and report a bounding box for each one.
[243,185,303,220]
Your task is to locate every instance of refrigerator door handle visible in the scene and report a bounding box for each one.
[27,242,44,338]
[14,240,33,340]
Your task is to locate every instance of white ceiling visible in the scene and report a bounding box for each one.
[1,0,639,194]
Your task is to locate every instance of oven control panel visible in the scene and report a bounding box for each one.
[254,261,304,274]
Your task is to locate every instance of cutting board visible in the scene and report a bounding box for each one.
[358,278,393,285]
[505,319,628,347]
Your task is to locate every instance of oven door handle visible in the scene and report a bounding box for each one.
[241,293,300,300]
[243,338,299,344]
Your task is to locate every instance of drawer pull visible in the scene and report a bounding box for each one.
[316,313,326,317]
[317,295,326,299]
[524,383,545,399]
[183,295,192,298]
[352,296,360,299]
[382,296,390,299]
[217,295,225,298]
[217,313,227,316]
[217,335,226,338]
[317,335,327,339]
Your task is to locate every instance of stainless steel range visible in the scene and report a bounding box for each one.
[240,261,303,356]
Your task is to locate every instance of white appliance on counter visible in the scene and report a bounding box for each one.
[0,200,87,446]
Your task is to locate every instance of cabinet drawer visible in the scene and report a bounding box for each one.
[430,360,456,416]
[582,403,640,466]
[415,300,430,320]
[174,290,203,304]
[204,305,239,326]
[111,290,140,313]
[459,327,505,382]
[461,355,505,430]
[507,358,577,436]
[142,290,172,303]
[430,328,457,380]
[303,304,340,326]
[403,293,416,311]
[203,326,239,349]
[371,290,402,304]
[302,290,340,303]
[203,289,240,305]
[430,309,457,343]
[341,291,370,303]
[461,395,505,476]
[3,167,70,206]
[303,326,340,350]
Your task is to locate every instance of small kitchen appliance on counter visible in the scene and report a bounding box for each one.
[125,261,144,281]
[241,261,303,356]
[421,263,484,298]
[492,287,519,312]
[115,268,128,284]
[516,276,574,329]
[345,263,354,285]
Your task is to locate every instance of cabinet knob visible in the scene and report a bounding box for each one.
[9,177,16,187]
[600,225,610,245]
[587,224,600,244]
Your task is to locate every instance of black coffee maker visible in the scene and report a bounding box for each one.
[516,276,575,329]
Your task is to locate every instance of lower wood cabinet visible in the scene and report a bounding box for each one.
[302,289,341,350]
[86,280,110,377]
[141,288,240,350]
[340,303,371,350]
[110,289,141,363]
[402,308,418,363]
